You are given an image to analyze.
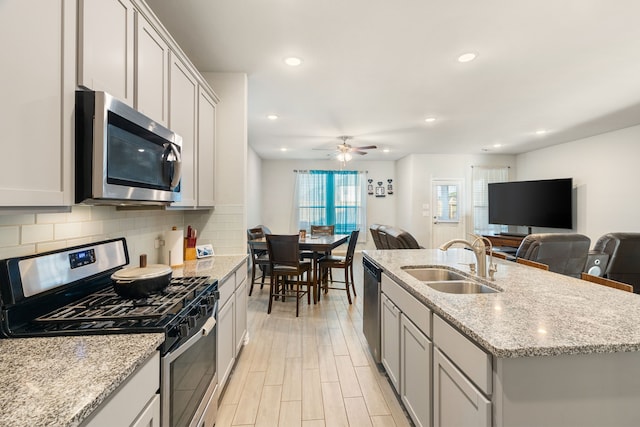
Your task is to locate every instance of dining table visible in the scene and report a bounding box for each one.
[248,233,350,303]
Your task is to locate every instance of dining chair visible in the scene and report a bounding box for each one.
[581,272,633,292]
[266,234,312,316]
[318,229,360,304]
[516,257,549,270]
[247,227,270,296]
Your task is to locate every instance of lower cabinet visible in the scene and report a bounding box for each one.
[433,348,490,427]
[400,314,432,427]
[217,260,248,392]
[381,293,401,392]
[83,352,160,427]
[381,274,432,427]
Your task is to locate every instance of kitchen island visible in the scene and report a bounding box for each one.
[0,254,247,427]
[365,248,640,427]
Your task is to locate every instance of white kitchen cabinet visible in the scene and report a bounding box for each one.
[197,87,217,207]
[401,314,432,427]
[234,269,248,353]
[217,289,235,389]
[217,260,249,391]
[0,0,74,207]
[168,53,198,207]
[78,0,135,106]
[83,352,160,427]
[381,293,401,393]
[433,348,491,427]
[135,12,169,126]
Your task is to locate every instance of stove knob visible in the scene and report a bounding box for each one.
[180,323,190,337]
[188,315,197,328]
[199,305,209,316]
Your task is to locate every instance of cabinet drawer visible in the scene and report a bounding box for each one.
[218,274,235,307]
[382,274,431,337]
[235,263,247,289]
[433,315,492,395]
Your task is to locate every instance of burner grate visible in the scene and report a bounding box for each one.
[34,276,211,324]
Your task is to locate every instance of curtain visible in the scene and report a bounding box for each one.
[472,166,509,235]
[293,170,367,240]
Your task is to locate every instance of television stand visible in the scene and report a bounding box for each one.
[482,233,526,250]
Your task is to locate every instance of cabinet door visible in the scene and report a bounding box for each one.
[381,293,401,393]
[433,348,491,427]
[168,54,198,207]
[131,394,160,427]
[401,314,432,427]
[217,298,235,390]
[235,277,248,354]
[197,88,217,207]
[135,13,169,126]
[0,0,74,206]
[78,0,135,105]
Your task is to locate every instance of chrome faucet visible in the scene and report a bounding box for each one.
[439,234,496,279]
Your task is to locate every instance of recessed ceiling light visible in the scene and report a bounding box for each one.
[457,52,477,63]
[383,149,390,153]
[280,148,288,152]
[535,129,548,135]
[284,57,302,67]
[424,117,437,123]
[493,143,502,148]
[267,114,278,120]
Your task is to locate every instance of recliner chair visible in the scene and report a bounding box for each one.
[515,233,590,278]
[592,233,640,293]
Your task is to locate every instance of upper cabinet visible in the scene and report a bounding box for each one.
[197,88,217,207]
[0,0,75,207]
[169,54,198,207]
[135,12,170,126]
[77,0,218,209]
[78,0,135,106]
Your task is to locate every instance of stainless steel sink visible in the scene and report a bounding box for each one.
[426,280,499,294]
[401,267,501,294]
[402,267,467,282]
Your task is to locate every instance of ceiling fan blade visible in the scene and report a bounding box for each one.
[355,145,377,150]
[353,151,367,155]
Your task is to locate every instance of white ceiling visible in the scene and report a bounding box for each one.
[145,0,640,161]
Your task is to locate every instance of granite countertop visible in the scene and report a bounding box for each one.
[0,333,164,427]
[364,248,640,359]
[0,255,247,427]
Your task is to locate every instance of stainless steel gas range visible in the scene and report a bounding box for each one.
[0,238,219,427]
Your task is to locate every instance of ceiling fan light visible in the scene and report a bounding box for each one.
[344,152,353,162]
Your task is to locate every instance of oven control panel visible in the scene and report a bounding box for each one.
[69,249,96,269]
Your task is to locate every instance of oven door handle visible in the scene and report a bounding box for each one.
[202,316,216,336]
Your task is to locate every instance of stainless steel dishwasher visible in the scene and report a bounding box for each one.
[363,256,382,364]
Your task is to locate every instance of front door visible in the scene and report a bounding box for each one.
[431,179,465,248]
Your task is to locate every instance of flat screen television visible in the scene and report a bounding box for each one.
[488,178,573,230]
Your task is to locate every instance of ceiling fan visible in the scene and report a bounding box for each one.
[321,136,377,162]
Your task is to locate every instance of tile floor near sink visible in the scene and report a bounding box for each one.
[217,253,412,427]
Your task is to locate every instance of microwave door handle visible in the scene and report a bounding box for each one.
[167,143,182,190]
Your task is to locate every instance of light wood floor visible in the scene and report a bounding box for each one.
[217,253,413,427]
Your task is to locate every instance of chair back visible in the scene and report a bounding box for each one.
[266,234,301,268]
[345,229,360,264]
[311,225,335,236]
[515,233,590,278]
[369,224,383,249]
[593,232,640,292]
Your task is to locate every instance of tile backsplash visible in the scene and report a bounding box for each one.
[0,204,246,263]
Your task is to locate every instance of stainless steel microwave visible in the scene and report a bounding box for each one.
[75,91,182,205]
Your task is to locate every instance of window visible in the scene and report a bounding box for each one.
[472,166,509,235]
[434,184,459,222]
[294,170,366,235]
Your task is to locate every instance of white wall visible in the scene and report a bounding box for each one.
[516,124,640,243]
[261,159,395,249]
[247,146,262,228]
[397,153,518,248]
